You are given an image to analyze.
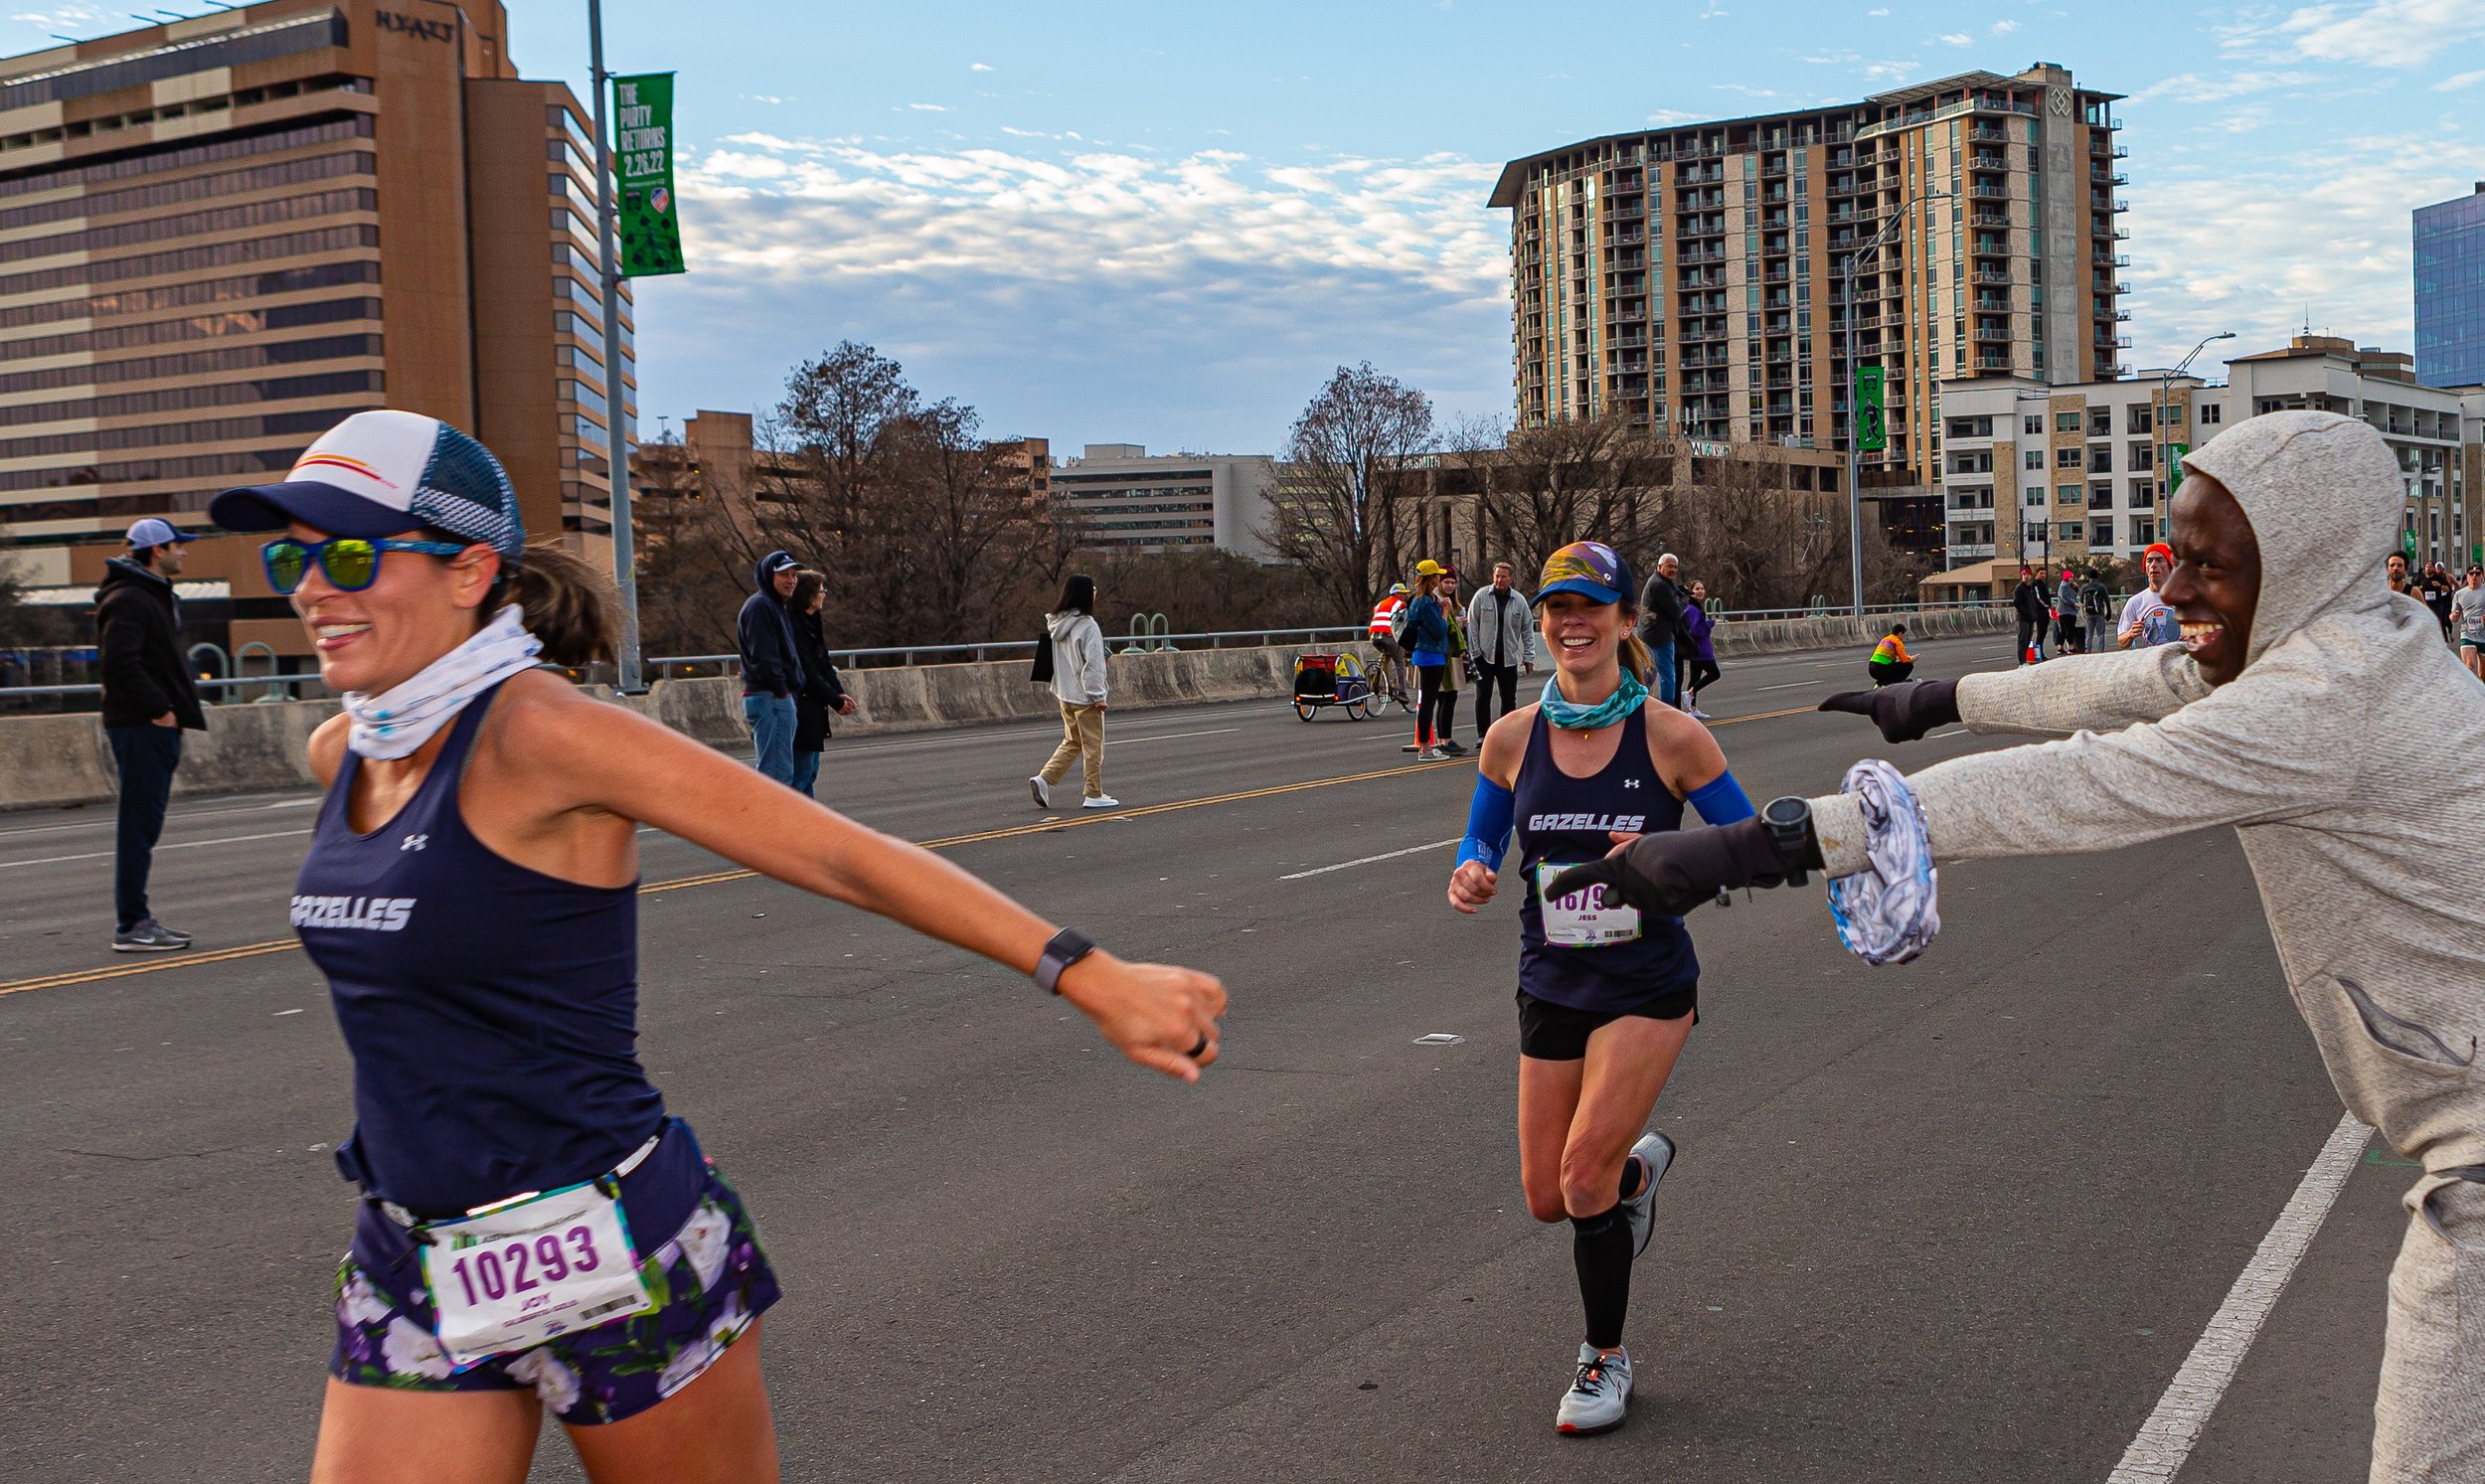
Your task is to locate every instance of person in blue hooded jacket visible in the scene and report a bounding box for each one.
[736,550,806,786]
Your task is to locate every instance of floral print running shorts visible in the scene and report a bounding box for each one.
[330,1152,780,1425]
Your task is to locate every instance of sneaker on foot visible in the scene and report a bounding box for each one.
[1689,707,1714,722]
[1621,1131,1675,1258]
[1555,1344,1632,1435]
[112,920,190,953]
[1415,746,1442,760]
[1029,775,1052,809]
[1436,739,1468,755]
[1080,794,1120,809]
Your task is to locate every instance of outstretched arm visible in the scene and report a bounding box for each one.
[505,687,1225,1081]
[1819,644,2211,743]
[1810,658,2326,875]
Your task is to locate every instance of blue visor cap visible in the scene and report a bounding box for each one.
[208,410,525,560]
[1537,541,1637,606]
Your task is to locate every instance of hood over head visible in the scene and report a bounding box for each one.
[2179,411,2406,666]
[95,554,168,597]
[1047,609,1092,640]
[753,549,797,595]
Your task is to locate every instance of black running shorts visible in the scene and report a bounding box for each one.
[1515,986,1696,1061]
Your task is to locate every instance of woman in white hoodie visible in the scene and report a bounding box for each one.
[1031,574,1115,810]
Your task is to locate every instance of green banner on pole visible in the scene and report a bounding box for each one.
[2402,528,2419,560]
[2167,442,2189,493]
[612,72,684,278]
[1855,367,1887,453]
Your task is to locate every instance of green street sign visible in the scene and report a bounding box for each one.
[613,72,685,277]
[1855,367,1887,453]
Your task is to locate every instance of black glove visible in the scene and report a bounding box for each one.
[1816,678,1960,744]
[1544,814,1823,918]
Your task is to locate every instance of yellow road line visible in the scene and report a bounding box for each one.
[0,703,1822,999]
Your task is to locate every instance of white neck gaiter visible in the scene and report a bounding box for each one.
[343,604,543,759]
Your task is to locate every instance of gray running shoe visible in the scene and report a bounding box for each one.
[1029,775,1052,809]
[1689,707,1714,722]
[1622,1131,1675,1258]
[1555,1344,1632,1435]
[112,920,190,953]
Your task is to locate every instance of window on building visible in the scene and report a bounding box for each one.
[2056,446,2083,468]
[2057,411,2081,432]
[2089,483,2113,509]
[2059,521,2083,542]
[2026,486,2045,507]
[2129,479,2153,508]
[2200,403,2222,425]
[2090,444,2113,473]
[2090,518,2114,546]
[2057,483,2082,506]
[2134,517,2155,545]
[2024,448,2044,470]
[2127,404,2154,434]
[2023,413,2044,435]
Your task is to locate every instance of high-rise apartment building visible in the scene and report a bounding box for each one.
[0,0,630,661]
[2415,184,2485,391]
[1490,64,2127,553]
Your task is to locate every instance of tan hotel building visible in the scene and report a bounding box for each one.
[0,0,630,660]
[1491,64,2127,558]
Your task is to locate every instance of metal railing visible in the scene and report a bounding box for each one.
[643,624,1373,682]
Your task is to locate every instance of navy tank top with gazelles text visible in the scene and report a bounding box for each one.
[293,679,666,1220]
[1513,701,1699,1012]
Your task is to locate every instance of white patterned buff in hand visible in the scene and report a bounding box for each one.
[1826,757,1941,965]
[343,604,543,759]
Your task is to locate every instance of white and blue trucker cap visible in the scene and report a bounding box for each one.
[209,410,525,561]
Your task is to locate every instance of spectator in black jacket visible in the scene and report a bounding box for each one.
[1636,553,1686,704]
[94,518,205,952]
[786,569,855,798]
[736,550,805,786]
[2011,565,2050,664]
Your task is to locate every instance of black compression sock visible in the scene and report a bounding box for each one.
[1618,1155,1644,1203]
[1571,1205,1633,1351]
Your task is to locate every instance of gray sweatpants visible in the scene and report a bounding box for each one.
[2374,1170,2485,1482]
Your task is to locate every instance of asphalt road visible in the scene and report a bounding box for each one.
[0,636,2403,1483]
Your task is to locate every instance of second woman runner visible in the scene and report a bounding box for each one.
[1445,541,1764,1436]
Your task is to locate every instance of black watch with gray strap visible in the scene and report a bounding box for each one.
[1035,927,1097,995]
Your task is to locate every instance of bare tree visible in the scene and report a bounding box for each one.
[896,399,1046,645]
[1261,363,1434,619]
[1463,412,1676,583]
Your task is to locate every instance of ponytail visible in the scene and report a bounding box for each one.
[1617,597,1652,681]
[501,539,619,667]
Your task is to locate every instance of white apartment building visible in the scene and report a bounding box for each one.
[1046,445,1277,559]
[1933,334,2473,577]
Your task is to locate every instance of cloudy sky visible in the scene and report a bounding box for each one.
[9,0,2480,452]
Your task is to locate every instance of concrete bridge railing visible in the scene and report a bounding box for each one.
[0,609,2013,812]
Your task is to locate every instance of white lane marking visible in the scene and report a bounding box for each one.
[1925,726,1967,739]
[1105,727,1240,746]
[1755,680,1823,691]
[1278,837,1460,880]
[821,718,1254,759]
[0,827,312,871]
[2103,1111,2371,1484]
[0,795,321,839]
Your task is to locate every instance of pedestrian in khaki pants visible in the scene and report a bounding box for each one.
[1029,574,1116,810]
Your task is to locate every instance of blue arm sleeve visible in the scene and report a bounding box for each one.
[1685,769,1756,826]
[1455,776,1516,872]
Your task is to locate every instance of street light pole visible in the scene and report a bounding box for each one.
[587,0,642,692]
[2156,330,2235,533]
[1841,188,1948,617]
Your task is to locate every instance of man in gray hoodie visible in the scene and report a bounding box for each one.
[1552,412,2485,1479]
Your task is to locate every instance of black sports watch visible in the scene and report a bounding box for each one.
[1760,795,1814,888]
[1035,927,1098,995]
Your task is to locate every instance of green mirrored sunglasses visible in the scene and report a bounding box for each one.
[260,537,469,594]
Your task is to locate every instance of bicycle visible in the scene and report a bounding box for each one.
[1366,640,1417,716]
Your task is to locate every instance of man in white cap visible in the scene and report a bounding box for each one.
[94,517,205,952]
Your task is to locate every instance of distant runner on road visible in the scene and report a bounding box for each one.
[1446,540,1767,1437]
[1550,412,2485,1481]
[209,411,1226,1484]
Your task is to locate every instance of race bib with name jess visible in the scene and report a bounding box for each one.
[418,1180,654,1367]
[1535,861,1643,948]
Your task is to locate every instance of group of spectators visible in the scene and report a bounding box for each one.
[735,550,856,796]
[2009,546,2184,664]
[1368,553,1726,758]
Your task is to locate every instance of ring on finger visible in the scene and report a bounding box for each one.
[1188,1033,1211,1058]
